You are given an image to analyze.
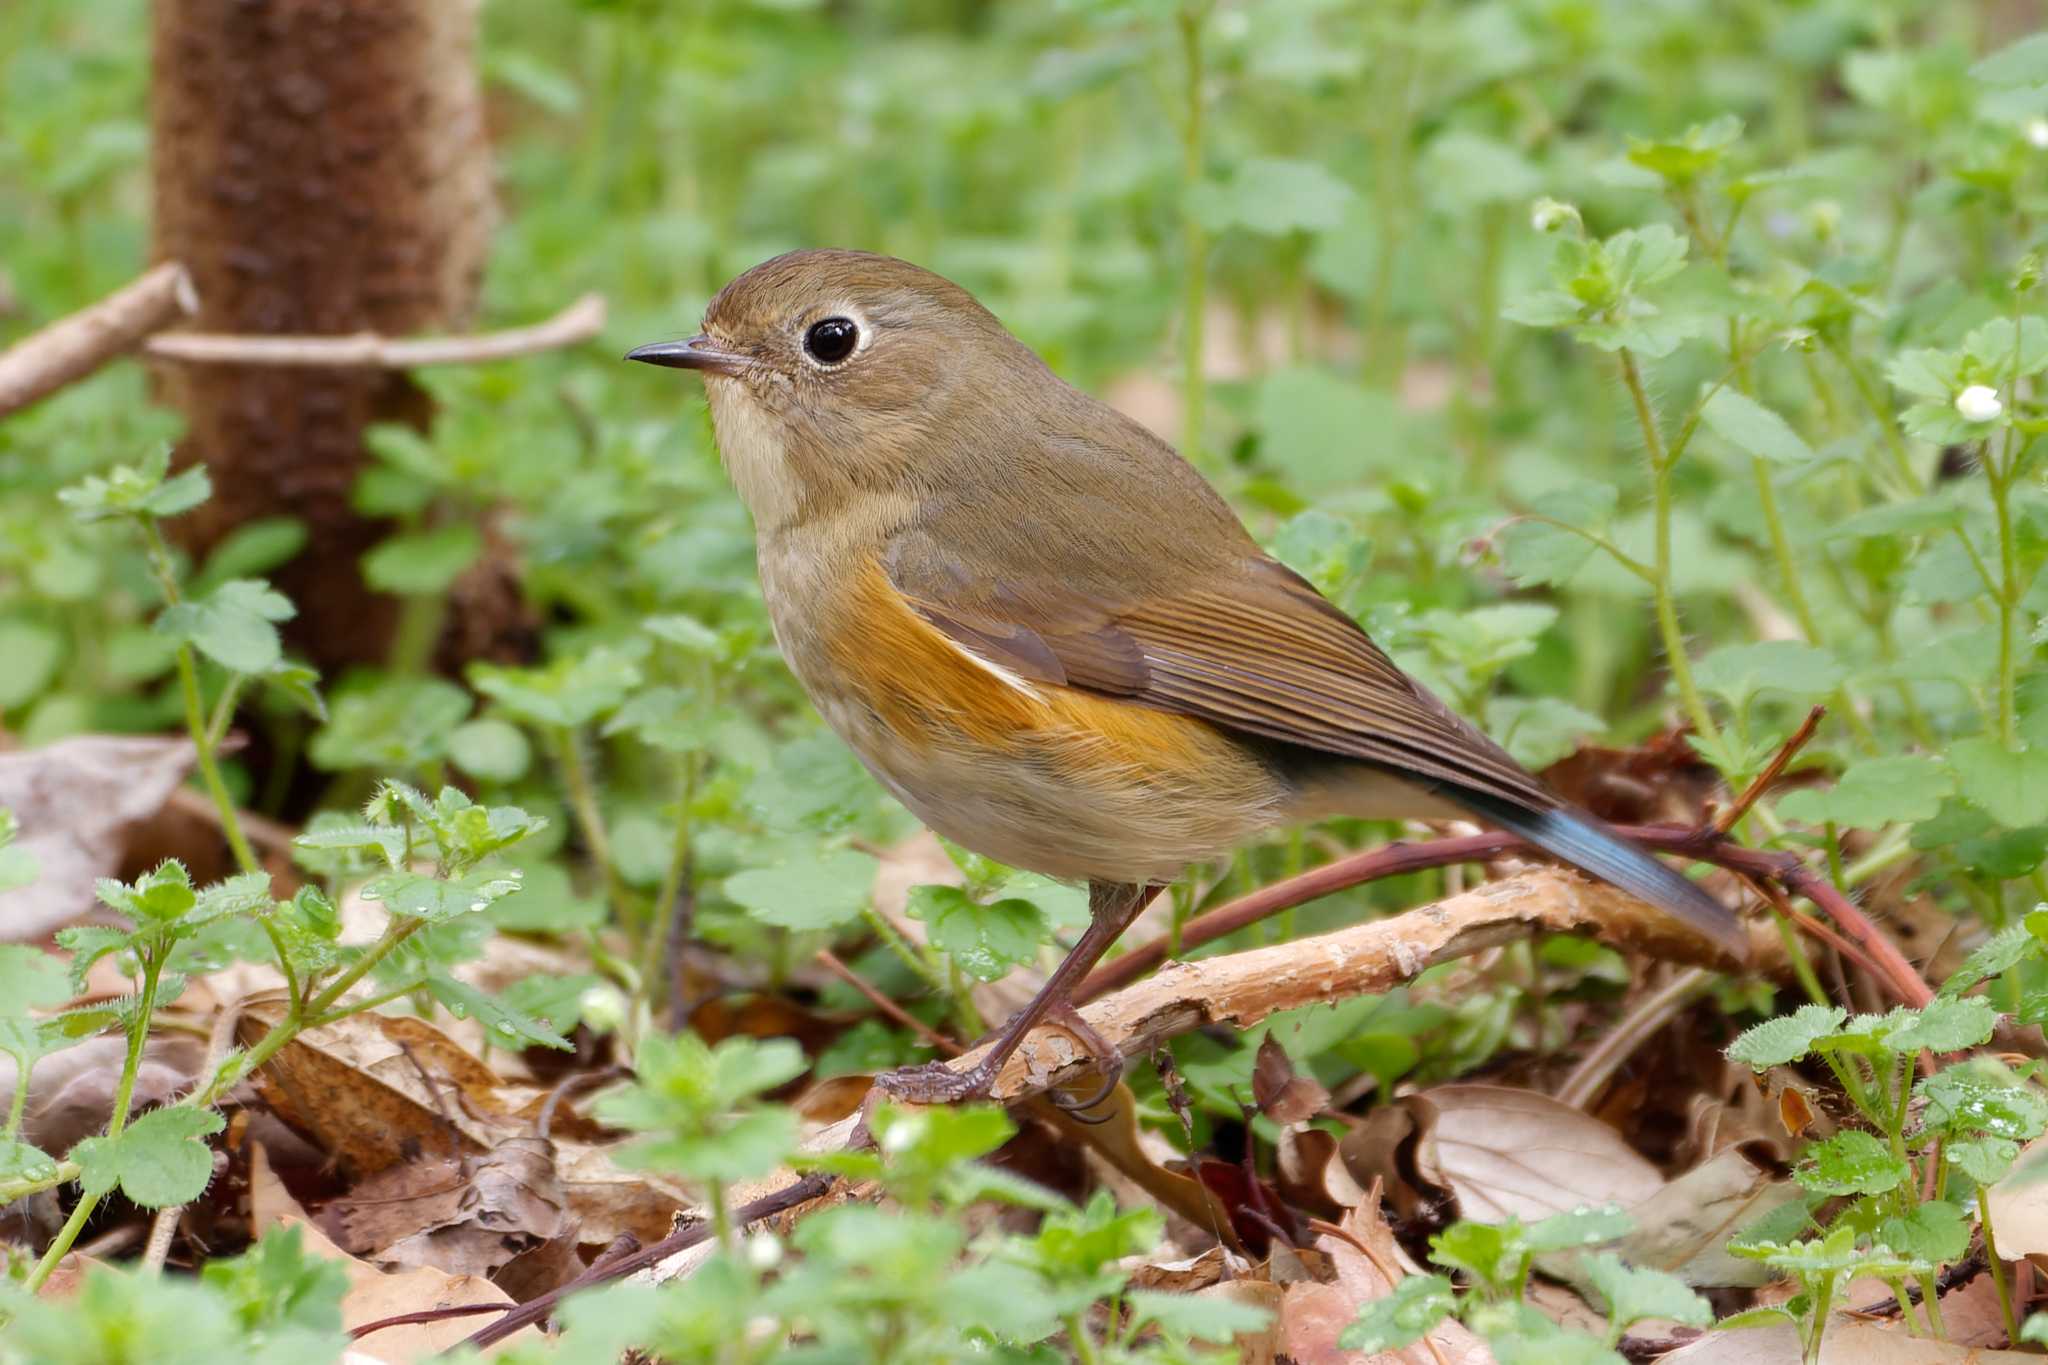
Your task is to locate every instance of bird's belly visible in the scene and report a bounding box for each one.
[768,555,1292,884]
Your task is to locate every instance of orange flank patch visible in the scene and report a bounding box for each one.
[824,561,1250,783]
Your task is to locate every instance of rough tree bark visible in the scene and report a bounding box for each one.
[149,0,520,669]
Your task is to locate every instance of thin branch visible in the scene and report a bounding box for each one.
[1079,822,1931,1008]
[456,867,1741,1355]
[0,262,197,416]
[143,293,606,368]
[1717,705,1825,833]
[815,948,960,1056]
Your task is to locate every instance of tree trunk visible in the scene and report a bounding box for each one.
[149,0,499,669]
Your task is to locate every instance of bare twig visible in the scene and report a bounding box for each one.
[1554,966,1713,1111]
[815,948,959,1056]
[456,868,1742,1355]
[1717,704,1825,833]
[0,262,197,416]
[144,293,606,368]
[1080,822,1931,1008]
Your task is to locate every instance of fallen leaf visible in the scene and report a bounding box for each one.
[329,1135,567,1277]
[1986,1135,2048,1258]
[0,736,197,940]
[1253,1035,1330,1126]
[1659,1318,2038,1363]
[1279,1198,1493,1364]
[1618,1147,1801,1288]
[248,1141,531,1362]
[1343,1084,1663,1225]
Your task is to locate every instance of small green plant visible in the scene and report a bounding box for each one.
[1340,1207,1709,1364]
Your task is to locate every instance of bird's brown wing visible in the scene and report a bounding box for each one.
[885,542,1557,813]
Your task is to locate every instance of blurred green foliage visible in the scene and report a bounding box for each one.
[6,0,2048,1356]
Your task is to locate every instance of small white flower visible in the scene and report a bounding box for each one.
[577,983,626,1033]
[880,1112,925,1153]
[1530,197,1579,234]
[2027,118,2048,149]
[744,1232,784,1270]
[1956,384,2004,423]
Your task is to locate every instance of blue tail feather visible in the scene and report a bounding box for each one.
[1447,791,1745,957]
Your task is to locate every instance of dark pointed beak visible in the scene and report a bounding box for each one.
[624,334,754,377]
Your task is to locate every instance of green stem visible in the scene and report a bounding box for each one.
[1831,338,1923,495]
[1981,1185,2019,1345]
[861,903,948,996]
[708,1176,733,1255]
[22,951,166,1291]
[299,916,426,1027]
[139,518,261,878]
[1749,456,1820,640]
[1987,446,2021,747]
[1175,1,1210,460]
[552,727,633,924]
[1619,349,1719,742]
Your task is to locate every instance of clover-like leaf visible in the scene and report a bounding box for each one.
[1337,1273,1457,1352]
[157,578,294,675]
[1793,1130,1908,1196]
[1727,1004,1847,1068]
[72,1105,226,1208]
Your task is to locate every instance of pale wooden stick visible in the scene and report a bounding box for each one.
[143,293,606,368]
[0,263,198,416]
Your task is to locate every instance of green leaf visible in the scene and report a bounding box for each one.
[1485,696,1606,771]
[0,1135,59,1190]
[1950,737,2048,829]
[1581,1253,1712,1332]
[1793,1130,1908,1196]
[362,867,524,921]
[193,516,308,592]
[1727,1003,1847,1068]
[1918,1062,2048,1140]
[156,578,295,675]
[307,675,472,773]
[1949,1135,2021,1184]
[723,849,875,931]
[199,1224,349,1338]
[1778,756,1955,830]
[1420,131,1542,208]
[1500,482,1621,587]
[1525,1205,1633,1253]
[1125,1288,1274,1343]
[1943,923,2039,996]
[60,452,213,524]
[361,524,484,595]
[0,943,72,1011]
[470,647,643,729]
[1193,156,1357,236]
[1878,1200,1970,1267]
[1254,368,1399,491]
[1694,640,1845,708]
[447,718,533,784]
[0,620,63,710]
[72,1105,226,1207]
[1883,996,2000,1053]
[1975,32,2048,85]
[909,884,1048,981]
[1700,388,1816,465]
[1336,1273,1457,1352]
[426,973,571,1050]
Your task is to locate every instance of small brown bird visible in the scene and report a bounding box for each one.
[630,250,1742,1105]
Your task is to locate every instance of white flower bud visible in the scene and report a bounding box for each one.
[880,1112,924,1154]
[2028,118,2048,149]
[1956,384,2003,423]
[745,1232,783,1270]
[1530,197,1579,234]
[577,983,627,1034]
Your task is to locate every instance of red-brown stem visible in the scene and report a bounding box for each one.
[1717,705,1826,834]
[1078,823,1932,1008]
[816,948,960,1056]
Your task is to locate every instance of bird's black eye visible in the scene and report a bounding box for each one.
[803,316,859,365]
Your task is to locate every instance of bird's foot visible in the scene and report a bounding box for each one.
[873,1058,1001,1105]
[1041,1004,1124,1121]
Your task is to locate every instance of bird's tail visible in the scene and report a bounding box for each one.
[1446,788,1746,958]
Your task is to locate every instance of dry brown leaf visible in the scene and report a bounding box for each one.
[1280,1200,1493,1365]
[0,735,197,940]
[3,1034,205,1159]
[1659,1319,2038,1363]
[328,1136,567,1277]
[1253,1035,1330,1126]
[1344,1084,1663,1226]
[1276,1125,1370,1220]
[1057,1081,1243,1249]
[1198,1277,1284,1365]
[1617,1147,1800,1288]
[249,1141,532,1361]
[1985,1135,2048,1258]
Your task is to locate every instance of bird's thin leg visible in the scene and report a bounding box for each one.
[875,880,1156,1105]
